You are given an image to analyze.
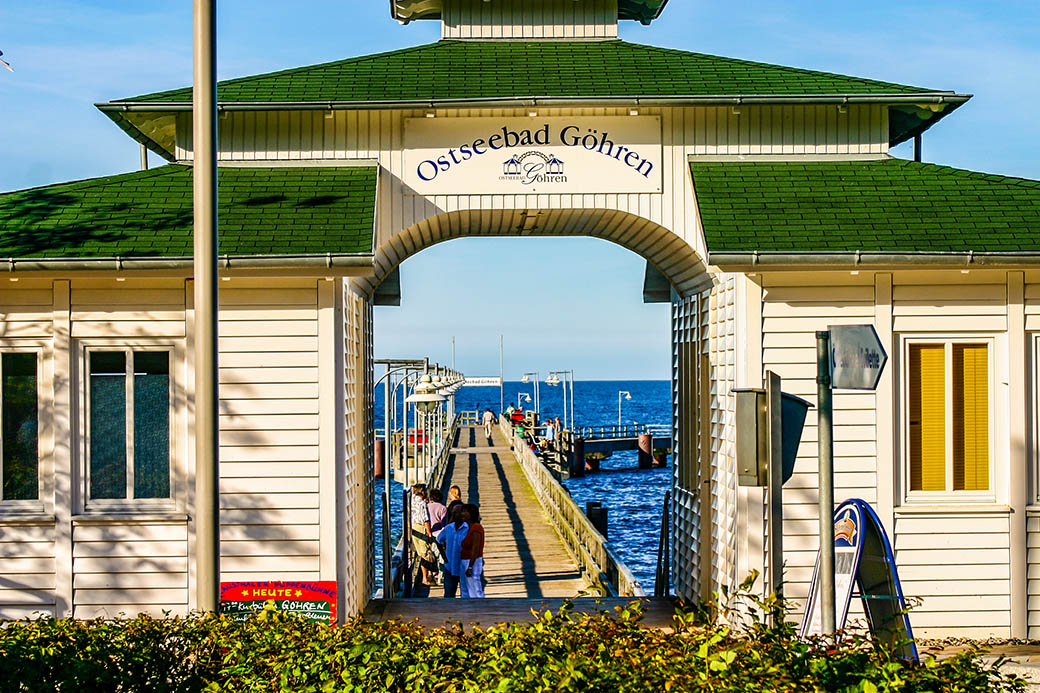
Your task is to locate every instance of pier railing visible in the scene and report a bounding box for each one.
[572,422,671,440]
[387,412,461,598]
[502,417,645,598]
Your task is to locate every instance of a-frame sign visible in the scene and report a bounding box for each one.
[800,498,918,661]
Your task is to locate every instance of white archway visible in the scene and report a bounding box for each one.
[353,208,712,299]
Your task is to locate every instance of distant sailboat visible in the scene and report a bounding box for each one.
[0,50,13,72]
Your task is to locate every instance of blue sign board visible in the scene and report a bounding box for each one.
[800,499,917,661]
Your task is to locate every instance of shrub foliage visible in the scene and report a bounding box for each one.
[0,590,1025,692]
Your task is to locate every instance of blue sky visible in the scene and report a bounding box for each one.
[1,2,1037,379]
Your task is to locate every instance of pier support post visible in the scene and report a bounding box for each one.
[374,439,385,479]
[586,502,608,539]
[638,434,653,469]
[571,438,585,478]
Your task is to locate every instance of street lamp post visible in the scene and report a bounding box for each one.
[521,372,540,414]
[618,390,632,428]
[546,370,575,430]
[517,392,532,409]
[373,358,426,596]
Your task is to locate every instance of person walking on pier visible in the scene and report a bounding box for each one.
[427,488,449,533]
[460,504,485,598]
[409,485,437,587]
[482,408,495,441]
[437,503,469,598]
[446,485,463,518]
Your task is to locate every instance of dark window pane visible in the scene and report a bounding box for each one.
[134,352,170,499]
[3,353,38,500]
[90,351,126,499]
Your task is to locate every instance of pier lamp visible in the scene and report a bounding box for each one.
[546,370,575,430]
[521,372,541,413]
[618,390,632,427]
[407,373,445,413]
[517,392,532,408]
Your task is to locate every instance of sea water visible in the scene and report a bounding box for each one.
[373,379,671,593]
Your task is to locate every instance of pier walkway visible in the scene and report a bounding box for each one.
[434,425,588,598]
[365,424,673,629]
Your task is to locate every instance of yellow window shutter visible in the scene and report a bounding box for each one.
[953,344,989,491]
[909,344,946,492]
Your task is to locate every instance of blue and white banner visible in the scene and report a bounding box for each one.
[404,116,663,194]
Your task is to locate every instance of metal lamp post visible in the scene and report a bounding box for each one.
[547,370,575,430]
[617,390,632,428]
[521,372,540,413]
[517,392,532,409]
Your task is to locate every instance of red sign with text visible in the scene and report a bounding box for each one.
[220,581,337,623]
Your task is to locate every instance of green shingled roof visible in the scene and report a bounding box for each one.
[112,40,944,105]
[0,164,377,260]
[691,159,1040,257]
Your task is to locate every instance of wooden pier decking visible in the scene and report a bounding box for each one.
[434,424,589,598]
[365,425,678,629]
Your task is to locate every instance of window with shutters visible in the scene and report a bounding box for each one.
[904,339,992,499]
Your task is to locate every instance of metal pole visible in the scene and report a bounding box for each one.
[618,391,622,428]
[499,335,504,414]
[382,368,391,596]
[569,371,574,430]
[193,0,220,614]
[816,331,836,634]
[766,371,784,610]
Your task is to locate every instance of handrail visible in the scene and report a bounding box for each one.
[571,422,672,440]
[387,412,461,598]
[501,416,645,598]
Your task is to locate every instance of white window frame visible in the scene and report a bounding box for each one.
[1033,334,1040,506]
[0,342,48,515]
[900,335,997,505]
[79,340,180,513]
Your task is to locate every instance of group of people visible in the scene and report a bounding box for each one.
[409,484,485,598]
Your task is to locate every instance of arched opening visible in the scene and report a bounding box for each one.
[354,208,712,300]
[358,209,719,612]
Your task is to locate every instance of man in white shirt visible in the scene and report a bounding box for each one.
[437,504,469,598]
[482,408,495,440]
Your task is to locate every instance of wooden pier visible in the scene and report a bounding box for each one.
[367,424,663,627]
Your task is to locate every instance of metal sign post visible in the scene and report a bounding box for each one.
[193,0,220,613]
[815,324,888,635]
[766,371,784,608]
[815,332,835,635]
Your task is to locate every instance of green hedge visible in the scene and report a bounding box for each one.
[0,598,1024,692]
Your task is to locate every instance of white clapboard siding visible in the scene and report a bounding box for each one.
[0,286,53,337]
[894,512,1011,637]
[760,278,878,610]
[216,283,323,584]
[441,0,619,39]
[71,521,189,615]
[1029,514,1040,637]
[892,283,1007,332]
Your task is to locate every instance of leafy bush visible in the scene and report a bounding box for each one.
[0,586,1025,692]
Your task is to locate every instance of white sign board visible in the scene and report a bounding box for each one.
[463,377,502,387]
[403,116,662,195]
[829,324,888,391]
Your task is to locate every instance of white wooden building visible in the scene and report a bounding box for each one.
[1,0,1038,638]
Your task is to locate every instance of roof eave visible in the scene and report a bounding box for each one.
[97,92,970,159]
[97,92,970,112]
[709,251,1040,272]
[1,253,375,273]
